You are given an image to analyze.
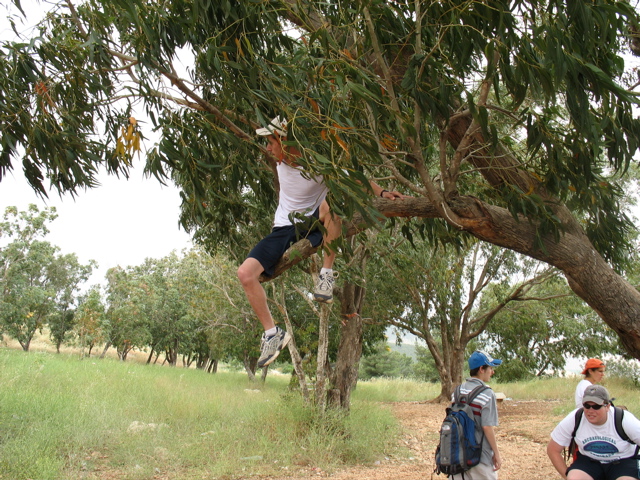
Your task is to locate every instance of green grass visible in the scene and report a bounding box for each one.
[351,376,441,402]
[0,348,400,480]
[2,348,639,480]
[495,375,640,416]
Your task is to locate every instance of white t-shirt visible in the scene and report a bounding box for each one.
[551,407,640,462]
[574,379,593,408]
[273,162,328,227]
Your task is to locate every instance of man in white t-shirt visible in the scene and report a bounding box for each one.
[237,116,406,368]
[548,384,640,480]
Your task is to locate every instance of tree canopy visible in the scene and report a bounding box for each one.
[3,0,640,358]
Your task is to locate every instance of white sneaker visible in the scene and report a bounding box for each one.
[257,327,291,368]
[314,272,337,304]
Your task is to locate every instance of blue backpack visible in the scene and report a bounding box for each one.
[434,384,489,478]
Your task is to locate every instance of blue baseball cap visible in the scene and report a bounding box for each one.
[468,351,502,370]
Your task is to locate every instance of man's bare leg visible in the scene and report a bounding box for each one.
[237,257,275,330]
[237,257,290,367]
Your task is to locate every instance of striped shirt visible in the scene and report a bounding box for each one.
[452,377,498,466]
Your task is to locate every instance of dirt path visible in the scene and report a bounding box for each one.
[272,399,565,480]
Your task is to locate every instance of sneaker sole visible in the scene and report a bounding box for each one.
[314,294,333,304]
[259,331,292,368]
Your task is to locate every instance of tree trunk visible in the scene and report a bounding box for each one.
[243,353,257,381]
[146,347,155,364]
[315,304,331,412]
[330,289,364,410]
[167,338,179,366]
[281,319,311,404]
[275,279,311,403]
[426,321,465,403]
[99,341,111,359]
[207,358,218,373]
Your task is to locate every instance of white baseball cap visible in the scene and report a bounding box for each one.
[255,116,287,136]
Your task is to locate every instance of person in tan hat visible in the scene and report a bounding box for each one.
[575,358,606,408]
[238,116,407,368]
[548,384,640,480]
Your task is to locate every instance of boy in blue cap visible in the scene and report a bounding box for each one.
[451,351,503,480]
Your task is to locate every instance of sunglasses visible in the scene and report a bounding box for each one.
[583,403,607,410]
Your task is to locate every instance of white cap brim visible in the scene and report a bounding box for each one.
[255,126,285,136]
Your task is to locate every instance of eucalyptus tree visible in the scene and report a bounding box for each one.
[0,205,94,351]
[172,248,245,372]
[103,266,152,360]
[178,248,264,377]
[47,253,95,352]
[74,285,107,357]
[366,234,561,400]
[3,1,640,362]
[358,342,415,381]
[477,277,621,381]
[133,254,189,366]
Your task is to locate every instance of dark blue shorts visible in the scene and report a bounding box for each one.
[568,452,640,480]
[247,210,323,277]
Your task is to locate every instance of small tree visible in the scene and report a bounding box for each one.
[413,344,440,383]
[359,342,414,380]
[0,205,93,351]
[103,266,151,360]
[366,232,561,401]
[48,253,95,352]
[74,286,107,357]
[478,278,621,381]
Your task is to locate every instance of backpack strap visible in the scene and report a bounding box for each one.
[454,383,490,428]
[613,406,639,458]
[614,407,631,443]
[453,384,462,403]
[571,408,583,441]
[454,383,489,403]
[565,407,583,462]
[466,384,491,405]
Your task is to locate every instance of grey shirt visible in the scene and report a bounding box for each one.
[453,377,499,466]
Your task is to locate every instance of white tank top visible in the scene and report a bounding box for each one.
[273,162,328,227]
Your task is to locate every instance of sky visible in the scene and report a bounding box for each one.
[1,165,193,288]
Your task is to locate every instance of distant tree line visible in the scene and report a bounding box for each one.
[0,205,380,381]
[0,205,262,373]
[0,205,627,388]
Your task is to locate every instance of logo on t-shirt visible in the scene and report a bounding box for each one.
[583,438,620,456]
